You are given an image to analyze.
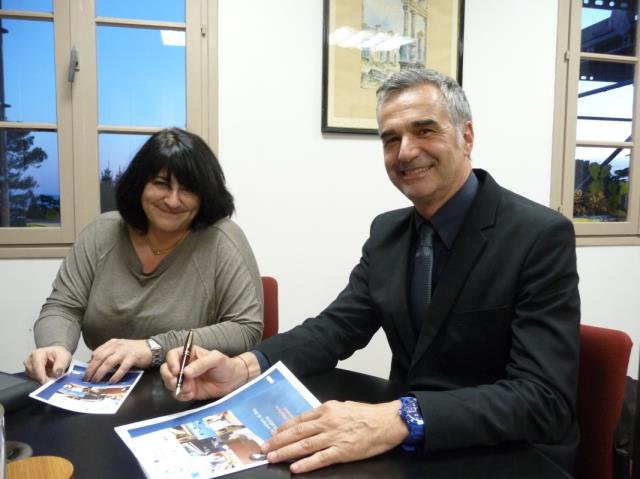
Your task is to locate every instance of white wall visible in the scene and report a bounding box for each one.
[0,0,638,377]
[0,259,91,371]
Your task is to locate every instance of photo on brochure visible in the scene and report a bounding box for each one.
[29,360,143,414]
[115,361,320,479]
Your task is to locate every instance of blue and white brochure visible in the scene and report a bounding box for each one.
[29,360,143,414]
[115,361,321,479]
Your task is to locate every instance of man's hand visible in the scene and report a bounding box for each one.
[160,346,254,401]
[83,338,151,383]
[24,346,72,384]
[261,399,409,474]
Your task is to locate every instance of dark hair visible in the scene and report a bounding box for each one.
[116,128,234,233]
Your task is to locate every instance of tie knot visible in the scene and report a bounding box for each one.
[418,223,434,247]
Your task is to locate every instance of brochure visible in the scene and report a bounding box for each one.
[29,360,143,414]
[115,361,321,479]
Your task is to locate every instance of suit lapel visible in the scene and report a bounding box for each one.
[411,169,500,365]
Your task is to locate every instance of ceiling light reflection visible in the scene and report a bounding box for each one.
[329,27,415,51]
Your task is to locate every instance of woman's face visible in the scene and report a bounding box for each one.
[141,169,200,236]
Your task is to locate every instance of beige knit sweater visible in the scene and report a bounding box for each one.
[34,212,263,357]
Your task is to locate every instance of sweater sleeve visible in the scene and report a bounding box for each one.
[33,219,103,353]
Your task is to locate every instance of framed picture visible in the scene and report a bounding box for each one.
[322,0,465,134]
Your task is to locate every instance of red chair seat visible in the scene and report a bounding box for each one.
[576,324,632,479]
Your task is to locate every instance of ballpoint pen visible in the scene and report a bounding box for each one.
[175,329,194,397]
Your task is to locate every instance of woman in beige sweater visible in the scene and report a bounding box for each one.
[24,128,263,384]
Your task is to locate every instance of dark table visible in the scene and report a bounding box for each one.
[5,368,572,478]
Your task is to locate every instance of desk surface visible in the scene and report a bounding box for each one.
[6,368,572,478]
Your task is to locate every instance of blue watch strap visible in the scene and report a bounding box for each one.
[399,395,425,452]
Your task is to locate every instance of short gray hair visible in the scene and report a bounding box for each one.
[376,68,472,140]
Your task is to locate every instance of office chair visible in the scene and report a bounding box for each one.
[575,324,633,479]
[261,276,279,340]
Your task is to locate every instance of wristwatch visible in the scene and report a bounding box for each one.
[145,338,163,367]
[399,395,425,452]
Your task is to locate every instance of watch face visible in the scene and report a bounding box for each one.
[401,397,422,424]
[406,403,420,421]
[147,339,161,350]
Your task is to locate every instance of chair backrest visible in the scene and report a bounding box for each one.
[261,276,279,340]
[576,324,633,479]
[632,349,640,479]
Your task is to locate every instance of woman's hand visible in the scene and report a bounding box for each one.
[24,346,72,384]
[83,338,152,383]
[160,345,251,401]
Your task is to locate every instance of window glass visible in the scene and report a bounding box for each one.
[97,26,185,127]
[0,18,56,123]
[0,0,52,13]
[577,61,633,142]
[99,133,149,212]
[577,60,634,143]
[581,1,637,56]
[96,0,185,23]
[573,146,630,222]
[0,129,59,227]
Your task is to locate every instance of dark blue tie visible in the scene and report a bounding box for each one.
[410,223,434,332]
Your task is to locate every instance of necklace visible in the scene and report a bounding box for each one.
[143,230,189,256]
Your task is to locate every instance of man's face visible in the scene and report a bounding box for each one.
[379,83,474,218]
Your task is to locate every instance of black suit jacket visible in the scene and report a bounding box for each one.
[258,169,580,472]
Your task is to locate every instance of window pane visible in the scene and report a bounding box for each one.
[97,26,185,127]
[99,133,149,212]
[574,146,630,222]
[0,18,56,123]
[0,129,59,227]
[581,1,637,56]
[577,61,633,142]
[0,0,52,13]
[96,0,185,23]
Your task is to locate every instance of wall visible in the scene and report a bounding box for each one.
[0,0,638,377]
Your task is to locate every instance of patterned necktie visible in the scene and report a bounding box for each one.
[410,223,434,332]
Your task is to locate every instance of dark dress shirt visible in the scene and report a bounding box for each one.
[408,171,478,330]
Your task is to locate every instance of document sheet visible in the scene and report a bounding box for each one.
[29,361,143,414]
[115,361,320,479]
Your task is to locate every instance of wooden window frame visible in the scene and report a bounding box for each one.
[0,0,218,257]
[551,0,640,245]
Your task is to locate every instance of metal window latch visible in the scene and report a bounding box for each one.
[68,46,79,82]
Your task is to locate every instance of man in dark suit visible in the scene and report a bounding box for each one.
[161,68,580,474]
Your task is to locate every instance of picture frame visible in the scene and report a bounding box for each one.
[322,0,465,134]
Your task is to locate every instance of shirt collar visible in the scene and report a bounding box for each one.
[414,170,479,249]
